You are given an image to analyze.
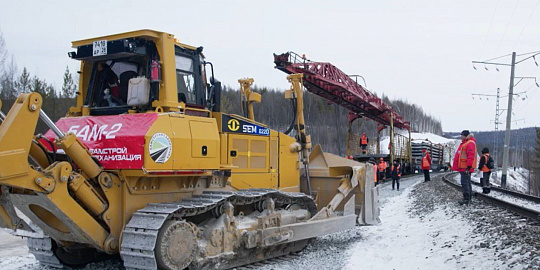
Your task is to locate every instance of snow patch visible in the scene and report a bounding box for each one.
[347,177,504,270]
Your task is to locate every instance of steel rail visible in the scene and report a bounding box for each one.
[443,172,540,221]
[469,179,540,203]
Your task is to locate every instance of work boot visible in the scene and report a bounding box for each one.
[458,199,470,205]
[459,194,471,205]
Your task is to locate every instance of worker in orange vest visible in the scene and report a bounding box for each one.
[478,147,493,194]
[390,160,402,191]
[377,157,387,183]
[452,130,477,205]
[421,149,431,182]
[360,133,369,154]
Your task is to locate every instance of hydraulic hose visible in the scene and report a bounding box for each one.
[284,99,297,135]
[38,136,56,163]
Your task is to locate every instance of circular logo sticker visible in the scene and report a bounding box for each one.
[228,119,240,131]
[149,133,172,163]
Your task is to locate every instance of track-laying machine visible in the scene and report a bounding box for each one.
[0,30,379,269]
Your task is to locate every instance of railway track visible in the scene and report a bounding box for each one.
[443,172,540,221]
[469,179,540,203]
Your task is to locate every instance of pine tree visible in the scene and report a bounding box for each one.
[61,66,76,98]
[15,67,31,94]
[31,75,45,97]
[44,83,56,100]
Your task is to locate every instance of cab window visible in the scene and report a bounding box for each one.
[89,60,141,108]
[175,55,196,104]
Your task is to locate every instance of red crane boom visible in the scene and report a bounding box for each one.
[274,52,409,130]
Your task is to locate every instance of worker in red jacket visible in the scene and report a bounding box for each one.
[360,133,369,154]
[452,130,477,205]
[421,149,431,182]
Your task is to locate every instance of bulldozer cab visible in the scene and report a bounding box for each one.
[68,30,218,116]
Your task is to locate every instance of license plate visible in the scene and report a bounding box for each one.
[93,40,107,56]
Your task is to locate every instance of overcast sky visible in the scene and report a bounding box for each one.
[1,0,539,132]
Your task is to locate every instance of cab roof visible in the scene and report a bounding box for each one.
[71,29,199,52]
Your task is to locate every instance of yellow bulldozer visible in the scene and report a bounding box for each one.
[0,30,379,269]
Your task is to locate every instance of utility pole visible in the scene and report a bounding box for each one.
[501,52,516,188]
[494,87,501,180]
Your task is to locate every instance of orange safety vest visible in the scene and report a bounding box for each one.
[458,140,477,169]
[422,155,430,168]
[480,153,491,172]
[361,135,368,145]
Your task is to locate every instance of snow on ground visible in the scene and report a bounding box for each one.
[2,174,539,269]
[0,230,27,258]
[0,230,40,270]
[347,175,503,270]
[408,173,540,270]
[472,167,531,194]
[492,168,530,193]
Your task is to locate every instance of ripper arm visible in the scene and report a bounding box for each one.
[0,93,117,252]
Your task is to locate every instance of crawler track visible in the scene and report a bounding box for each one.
[26,236,64,268]
[121,189,317,270]
[443,172,540,221]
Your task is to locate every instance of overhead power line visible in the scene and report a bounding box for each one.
[513,0,540,48]
[472,50,540,188]
[496,0,521,53]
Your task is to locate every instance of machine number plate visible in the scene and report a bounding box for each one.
[93,40,107,56]
[222,115,270,136]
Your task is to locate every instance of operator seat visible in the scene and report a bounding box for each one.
[119,71,138,103]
